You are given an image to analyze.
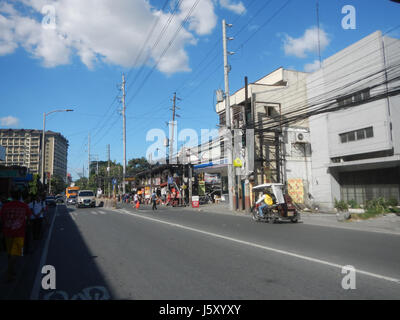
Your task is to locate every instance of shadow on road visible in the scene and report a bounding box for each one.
[1,204,115,300]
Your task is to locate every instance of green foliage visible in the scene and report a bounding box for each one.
[334,198,348,212]
[347,199,360,209]
[50,175,67,195]
[365,197,388,214]
[127,157,150,176]
[387,198,399,207]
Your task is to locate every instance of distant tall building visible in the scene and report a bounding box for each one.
[0,129,69,182]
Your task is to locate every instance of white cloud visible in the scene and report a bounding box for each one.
[1,116,20,127]
[0,0,219,74]
[220,0,246,15]
[283,27,330,58]
[180,0,217,36]
[304,59,322,73]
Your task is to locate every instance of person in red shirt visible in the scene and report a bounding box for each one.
[0,190,31,282]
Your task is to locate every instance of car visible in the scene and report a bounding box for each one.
[45,196,56,207]
[56,195,64,203]
[66,195,77,205]
[76,190,96,208]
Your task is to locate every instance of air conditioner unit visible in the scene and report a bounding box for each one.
[295,132,309,143]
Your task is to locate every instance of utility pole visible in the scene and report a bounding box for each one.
[107,144,111,198]
[169,92,180,164]
[188,149,192,206]
[222,19,235,211]
[88,133,90,183]
[122,73,127,194]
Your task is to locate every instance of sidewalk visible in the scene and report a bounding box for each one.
[300,212,400,235]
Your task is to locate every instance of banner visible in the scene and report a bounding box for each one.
[198,181,205,196]
[287,179,304,204]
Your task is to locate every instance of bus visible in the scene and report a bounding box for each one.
[66,186,80,199]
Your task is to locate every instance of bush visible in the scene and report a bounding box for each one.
[334,198,348,212]
[365,197,388,214]
[387,198,399,207]
[347,199,360,209]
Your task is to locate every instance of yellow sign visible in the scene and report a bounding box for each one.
[233,158,243,168]
[288,179,304,204]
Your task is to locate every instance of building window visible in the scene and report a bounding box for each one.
[337,88,371,107]
[339,127,374,144]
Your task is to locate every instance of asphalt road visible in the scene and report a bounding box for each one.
[30,203,400,299]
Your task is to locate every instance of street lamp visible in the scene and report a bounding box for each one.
[41,109,74,187]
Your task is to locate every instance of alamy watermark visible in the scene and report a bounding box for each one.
[145,123,254,175]
[342,5,356,30]
[341,265,356,290]
[41,5,56,30]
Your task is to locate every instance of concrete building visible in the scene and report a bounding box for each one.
[215,67,312,208]
[0,129,69,182]
[308,31,400,210]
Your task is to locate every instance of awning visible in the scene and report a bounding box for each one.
[193,162,214,169]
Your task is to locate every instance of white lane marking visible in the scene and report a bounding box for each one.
[117,209,400,285]
[30,205,58,300]
[98,210,106,215]
[91,211,98,215]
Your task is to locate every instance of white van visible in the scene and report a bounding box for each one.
[77,190,96,208]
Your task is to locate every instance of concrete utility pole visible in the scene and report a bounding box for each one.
[107,144,111,198]
[88,133,90,182]
[122,73,127,194]
[169,92,180,164]
[188,149,192,206]
[222,19,235,211]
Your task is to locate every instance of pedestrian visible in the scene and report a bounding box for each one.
[0,190,31,282]
[151,191,158,211]
[24,196,34,254]
[133,193,139,210]
[32,196,44,240]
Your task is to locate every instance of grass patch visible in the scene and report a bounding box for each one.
[348,211,384,221]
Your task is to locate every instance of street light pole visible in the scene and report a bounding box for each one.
[40,109,74,187]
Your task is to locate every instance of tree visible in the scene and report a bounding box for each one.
[74,177,88,190]
[50,175,67,195]
[29,174,44,197]
[127,157,150,176]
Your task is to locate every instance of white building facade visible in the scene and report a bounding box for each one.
[308,31,400,210]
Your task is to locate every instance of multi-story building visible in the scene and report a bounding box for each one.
[215,67,312,209]
[0,129,69,182]
[308,31,400,210]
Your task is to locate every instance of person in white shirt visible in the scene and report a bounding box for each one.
[32,196,44,240]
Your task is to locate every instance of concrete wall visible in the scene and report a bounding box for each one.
[384,35,400,155]
[308,31,400,210]
[327,101,392,158]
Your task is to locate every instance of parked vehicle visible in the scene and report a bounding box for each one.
[76,190,96,208]
[199,189,222,205]
[251,183,299,223]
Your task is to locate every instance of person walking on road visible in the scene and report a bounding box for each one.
[0,190,31,282]
[151,191,158,211]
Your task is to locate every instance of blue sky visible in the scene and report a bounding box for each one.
[0,0,399,180]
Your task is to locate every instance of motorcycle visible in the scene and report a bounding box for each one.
[251,183,300,224]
